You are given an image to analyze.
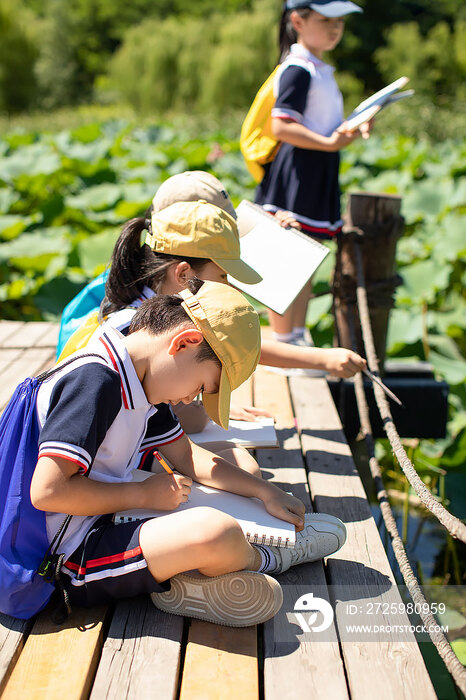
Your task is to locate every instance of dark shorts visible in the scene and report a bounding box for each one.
[61,515,170,607]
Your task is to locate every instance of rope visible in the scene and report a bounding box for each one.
[348,314,466,695]
[352,240,466,544]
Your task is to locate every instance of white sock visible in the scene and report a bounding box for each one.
[272,331,295,343]
[253,544,277,573]
[292,326,306,341]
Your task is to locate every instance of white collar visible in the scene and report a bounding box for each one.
[289,44,334,71]
[91,326,152,411]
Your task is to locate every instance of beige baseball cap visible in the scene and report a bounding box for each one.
[180,281,261,429]
[152,171,237,220]
[146,200,262,285]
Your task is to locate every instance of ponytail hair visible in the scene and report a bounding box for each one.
[279,7,312,62]
[100,216,211,318]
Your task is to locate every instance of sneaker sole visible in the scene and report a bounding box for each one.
[151,570,283,627]
[304,513,347,555]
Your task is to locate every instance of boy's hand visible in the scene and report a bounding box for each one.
[324,348,367,378]
[139,473,192,511]
[261,487,306,532]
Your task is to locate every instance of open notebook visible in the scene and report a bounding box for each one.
[115,470,296,548]
[189,417,278,449]
[231,200,329,315]
[344,76,414,131]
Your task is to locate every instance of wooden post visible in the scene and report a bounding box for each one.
[332,192,404,372]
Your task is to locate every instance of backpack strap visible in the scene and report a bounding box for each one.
[35,351,111,620]
[36,352,107,383]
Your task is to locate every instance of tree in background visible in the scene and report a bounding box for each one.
[2,0,466,129]
[375,17,466,105]
[0,0,38,113]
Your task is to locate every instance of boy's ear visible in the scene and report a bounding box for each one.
[168,328,204,355]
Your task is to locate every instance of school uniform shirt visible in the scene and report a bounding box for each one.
[36,324,184,561]
[255,43,344,237]
[93,285,182,468]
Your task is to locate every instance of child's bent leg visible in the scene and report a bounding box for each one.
[139,506,259,582]
[199,441,262,478]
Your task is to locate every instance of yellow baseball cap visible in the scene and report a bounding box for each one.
[146,200,262,285]
[152,171,237,220]
[179,281,261,429]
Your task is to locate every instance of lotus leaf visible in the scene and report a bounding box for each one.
[397,260,451,304]
[0,144,61,182]
[402,179,456,223]
[387,308,424,351]
[77,228,119,277]
[0,189,19,213]
[0,216,28,241]
[65,184,123,212]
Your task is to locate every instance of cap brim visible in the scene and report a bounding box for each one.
[310,1,362,16]
[202,368,231,430]
[215,258,262,285]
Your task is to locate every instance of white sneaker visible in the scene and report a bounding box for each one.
[268,513,346,574]
[292,328,315,347]
[151,570,283,627]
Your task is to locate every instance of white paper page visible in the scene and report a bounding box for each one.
[346,76,409,119]
[231,202,329,315]
[189,417,277,448]
[116,473,296,548]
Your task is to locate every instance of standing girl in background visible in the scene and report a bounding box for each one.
[255,0,368,349]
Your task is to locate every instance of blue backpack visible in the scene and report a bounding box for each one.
[0,355,102,619]
[56,271,107,358]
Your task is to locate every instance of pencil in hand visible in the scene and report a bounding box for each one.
[153,450,174,474]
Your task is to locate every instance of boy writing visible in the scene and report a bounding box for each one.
[29,280,345,626]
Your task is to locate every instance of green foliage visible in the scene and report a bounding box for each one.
[0,0,38,112]
[0,117,464,505]
[104,1,277,116]
[375,18,466,105]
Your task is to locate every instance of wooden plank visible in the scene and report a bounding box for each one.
[33,323,60,348]
[180,373,258,700]
[2,606,108,700]
[0,349,18,376]
[254,366,349,700]
[0,348,54,410]
[289,377,436,700]
[180,622,258,700]
[231,374,253,408]
[0,322,26,347]
[2,322,57,349]
[91,597,183,700]
[0,615,32,694]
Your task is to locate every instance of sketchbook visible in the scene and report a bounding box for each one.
[189,417,278,449]
[115,469,296,548]
[343,76,414,131]
[231,200,329,315]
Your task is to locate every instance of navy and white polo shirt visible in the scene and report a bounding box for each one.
[36,324,184,560]
[272,43,343,137]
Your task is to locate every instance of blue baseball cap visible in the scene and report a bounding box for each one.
[285,0,362,16]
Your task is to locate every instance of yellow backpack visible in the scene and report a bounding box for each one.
[240,66,281,183]
[56,311,101,363]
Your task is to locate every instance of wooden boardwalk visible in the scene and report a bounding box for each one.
[0,321,437,699]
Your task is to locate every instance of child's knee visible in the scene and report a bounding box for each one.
[192,507,245,552]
